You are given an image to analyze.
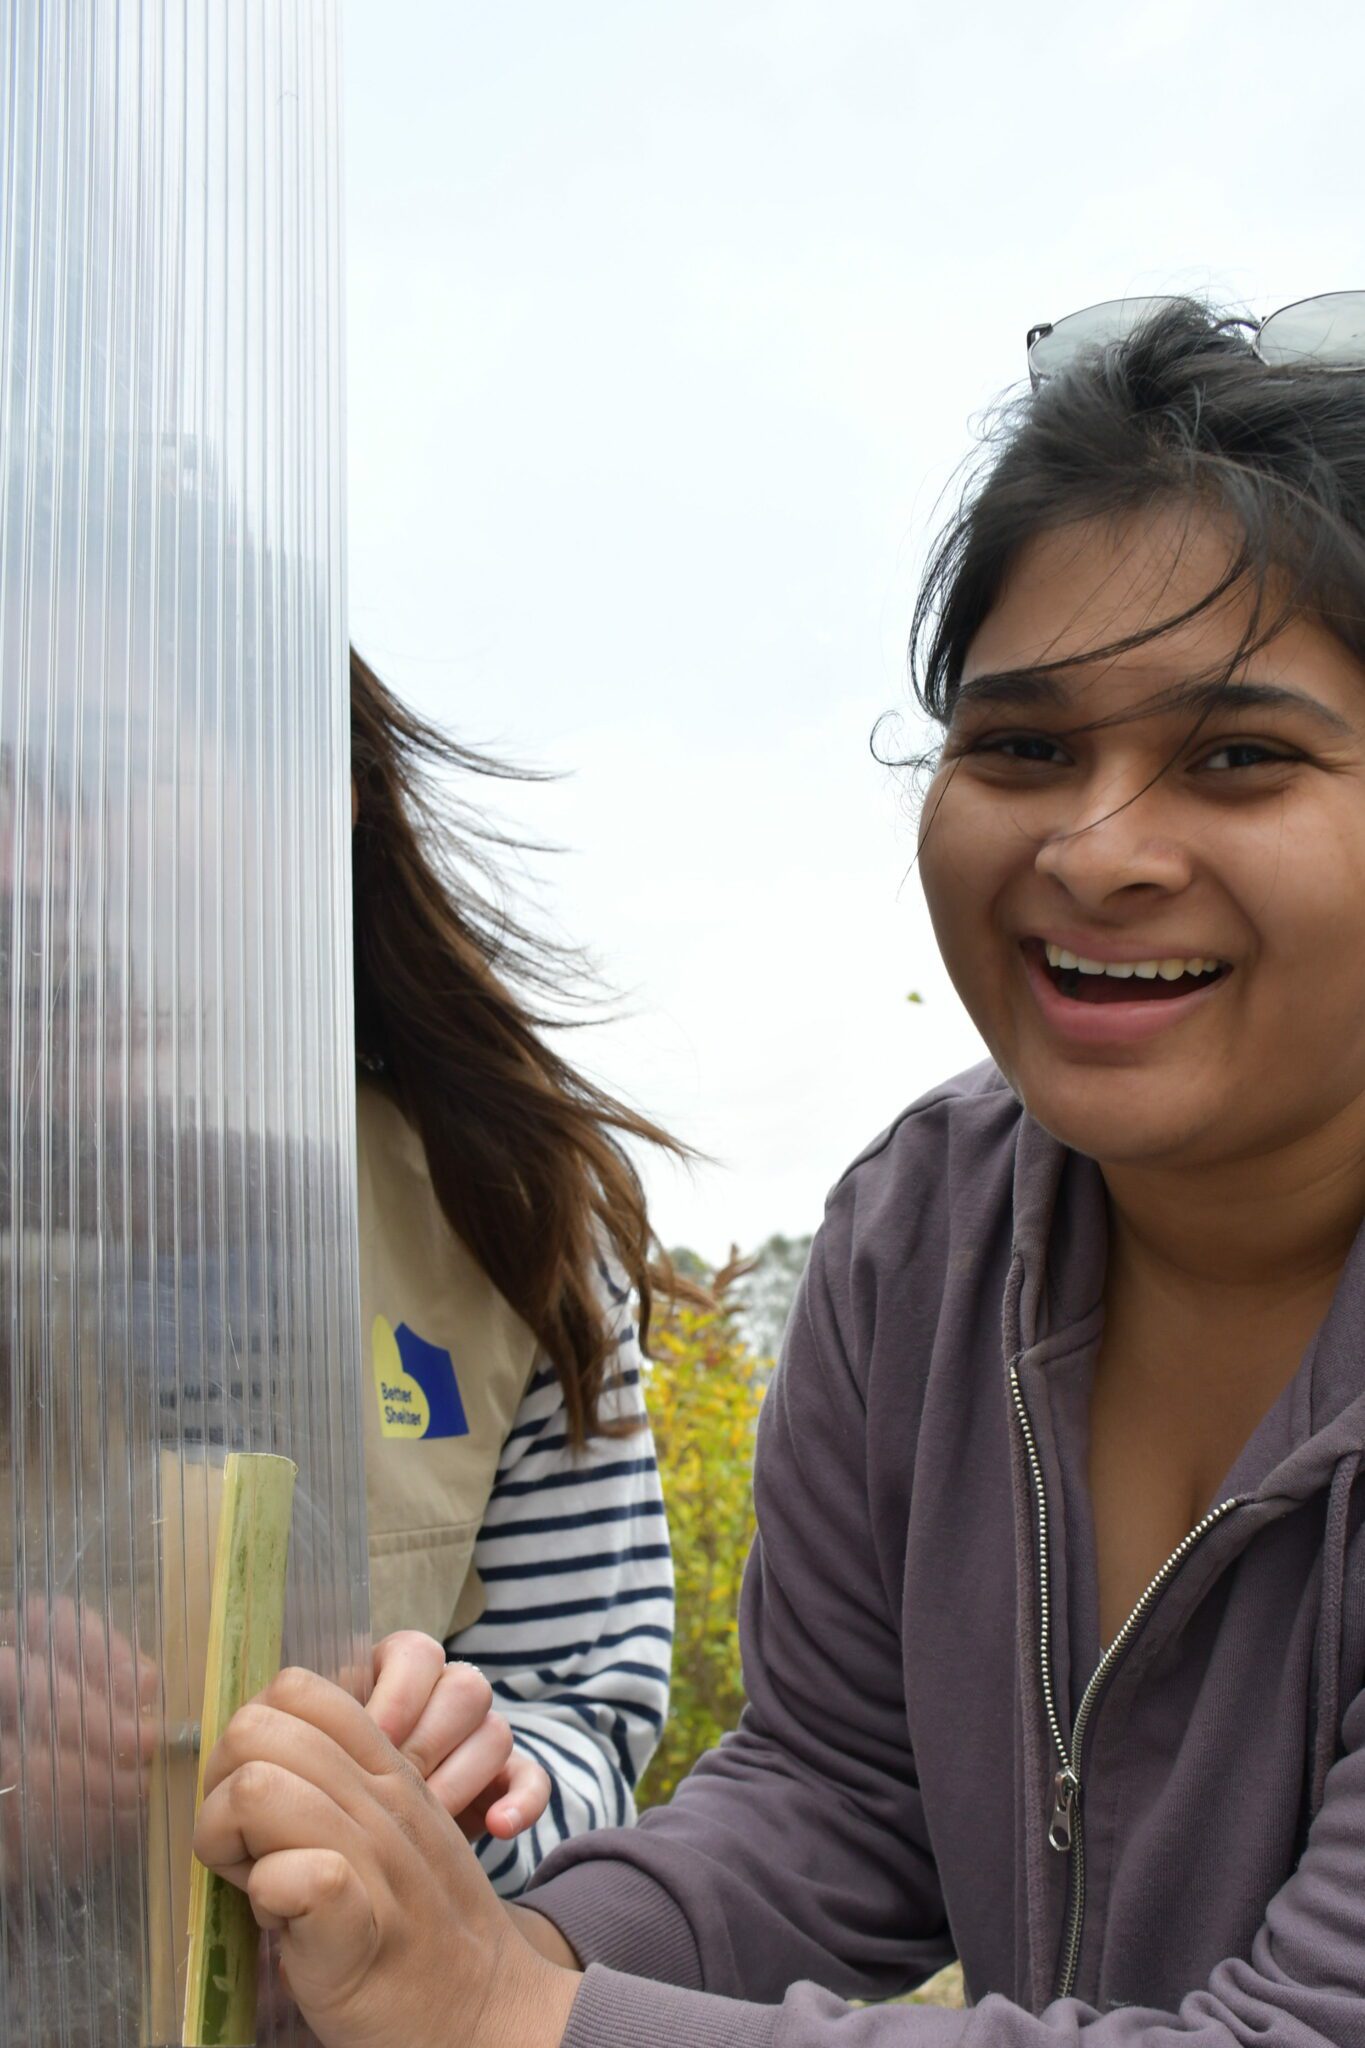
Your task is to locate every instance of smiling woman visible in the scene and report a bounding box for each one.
[913,489,1365,1642]
[192,300,1365,2048]
[921,510,1365,1156]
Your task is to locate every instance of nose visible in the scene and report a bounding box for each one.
[1033,783,1193,909]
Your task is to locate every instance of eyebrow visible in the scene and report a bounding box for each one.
[950,669,1357,738]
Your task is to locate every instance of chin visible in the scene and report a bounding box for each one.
[1011,1074,1213,1169]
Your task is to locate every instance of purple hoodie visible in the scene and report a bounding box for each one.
[523,1063,1365,2046]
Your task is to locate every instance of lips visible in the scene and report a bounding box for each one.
[1019,938,1231,1046]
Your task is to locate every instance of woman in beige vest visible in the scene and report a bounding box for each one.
[350,651,683,1895]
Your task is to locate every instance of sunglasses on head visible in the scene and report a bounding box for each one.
[1025,290,1365,391]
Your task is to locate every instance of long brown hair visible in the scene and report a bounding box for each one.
[351,649,689,1444]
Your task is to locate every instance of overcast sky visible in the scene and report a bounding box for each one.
[344,0,1363,1257]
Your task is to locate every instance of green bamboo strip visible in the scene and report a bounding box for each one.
[183,1452,298,2047]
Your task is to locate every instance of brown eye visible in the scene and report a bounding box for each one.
[974,733,1069,765]
[1199,742,1295,772]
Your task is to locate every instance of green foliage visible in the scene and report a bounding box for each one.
[641,1300,764,1806]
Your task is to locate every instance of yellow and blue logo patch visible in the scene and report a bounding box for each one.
[372,1315,470,1441]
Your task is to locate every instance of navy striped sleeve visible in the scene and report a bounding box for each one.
[447,1265,675,1898]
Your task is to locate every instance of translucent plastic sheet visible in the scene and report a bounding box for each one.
[0,4,364,2042]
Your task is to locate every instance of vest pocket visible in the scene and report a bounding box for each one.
[367,1519,484,1646]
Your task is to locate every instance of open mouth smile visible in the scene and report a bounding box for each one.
[1020,938,1232,1045]
[1035,939,1230,1004]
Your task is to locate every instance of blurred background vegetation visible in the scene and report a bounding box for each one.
[641,1287,765,1806]
[641,1241,964,2010]
[643,1235,800,1803]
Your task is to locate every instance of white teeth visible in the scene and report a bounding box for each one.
[1042,942,1222,982]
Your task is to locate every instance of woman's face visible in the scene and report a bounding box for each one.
[918,510,1365,1172]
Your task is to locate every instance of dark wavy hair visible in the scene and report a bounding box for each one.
[351,649,691,1444]
[906,299,1365,738]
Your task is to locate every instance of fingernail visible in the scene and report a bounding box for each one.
[501,1805,523,1833]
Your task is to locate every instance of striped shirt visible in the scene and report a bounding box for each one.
[447,1268,674,1897]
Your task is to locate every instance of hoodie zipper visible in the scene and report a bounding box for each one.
[1009,1364,1241,2001]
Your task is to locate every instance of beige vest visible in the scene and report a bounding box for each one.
[358,1078,541,1645]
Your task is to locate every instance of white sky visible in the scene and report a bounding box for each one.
[344,0,1364,1257]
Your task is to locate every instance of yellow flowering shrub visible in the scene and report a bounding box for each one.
[640,1301,765,1806]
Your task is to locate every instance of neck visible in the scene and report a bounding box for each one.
[1100,1111,1365,1307]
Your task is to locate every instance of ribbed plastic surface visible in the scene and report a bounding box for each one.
[0,4,364,2042]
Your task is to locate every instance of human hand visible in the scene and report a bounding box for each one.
[365,1631,550,1841]
[193,1665,581,2048]
[0,1598,158,1884]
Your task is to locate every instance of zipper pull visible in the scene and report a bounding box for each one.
[1049,1767,1080,1852]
